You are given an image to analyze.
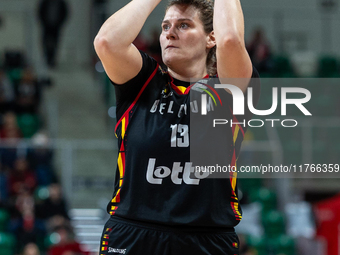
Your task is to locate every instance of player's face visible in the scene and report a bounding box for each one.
[160,5,211,69]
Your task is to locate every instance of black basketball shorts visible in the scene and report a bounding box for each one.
[99,216,239,255]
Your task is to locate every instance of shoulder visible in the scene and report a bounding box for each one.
[111,51,161,87]
[113,51,167,117]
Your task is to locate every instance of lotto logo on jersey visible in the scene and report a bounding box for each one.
[146,158,209,185]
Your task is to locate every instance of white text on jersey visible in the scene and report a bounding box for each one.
[146,158,210,185]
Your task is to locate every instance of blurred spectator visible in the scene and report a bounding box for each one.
[0,144,19,171]
[45,214,71,234]
[15,188,35,214]
[28,133,57,186]
[0,111,22,139]
[22,242,41,255]
[247,28,273,73]
[0,112,23,170]
[36,183,69,222]
[0,162,9,203]
[0,68,15,113]
[8,158,37,197]
[14,69,41,114]
[9,189,46,253]
[38,0,69,68]
[47,225,89,255]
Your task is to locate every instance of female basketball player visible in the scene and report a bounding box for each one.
[94,0,260,254]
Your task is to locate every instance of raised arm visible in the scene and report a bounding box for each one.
[94,0,162,84]
[214,0,253,92]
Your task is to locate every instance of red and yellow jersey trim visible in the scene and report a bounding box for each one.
[110,64,159,216]
[229,111,244,221]
[167,73,210,95]
[114,64,159,135]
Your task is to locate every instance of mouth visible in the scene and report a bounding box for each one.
[166,45,178,49]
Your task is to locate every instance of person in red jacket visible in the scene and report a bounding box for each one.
[8,158,36,197]
[47,225,90,255]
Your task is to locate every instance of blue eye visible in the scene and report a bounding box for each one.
[162,24,170,31]
[180,23,189,29]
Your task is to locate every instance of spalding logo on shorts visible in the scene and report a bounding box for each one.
[108,247,126,254]
[146,158,209,185]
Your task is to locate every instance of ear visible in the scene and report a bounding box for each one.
[207,31,216,49]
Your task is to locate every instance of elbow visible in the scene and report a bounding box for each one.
[93,35,120,59]
[94,35,109,55]
[94,34,128,57]
[217,34,245,50]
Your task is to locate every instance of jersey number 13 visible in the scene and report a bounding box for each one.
[170,124,189,147]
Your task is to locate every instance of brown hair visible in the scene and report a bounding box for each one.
[166,0,216,76]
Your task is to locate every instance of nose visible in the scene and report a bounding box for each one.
[165,26,178,40]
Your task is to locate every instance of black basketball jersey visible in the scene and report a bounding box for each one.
[108,51,260,228]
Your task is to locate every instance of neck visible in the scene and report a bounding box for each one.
[166,60,208,82]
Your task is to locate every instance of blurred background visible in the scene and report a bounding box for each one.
[0,0,339,254]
